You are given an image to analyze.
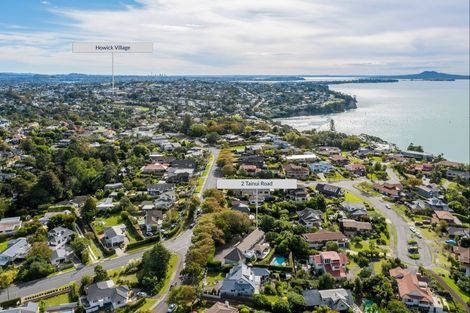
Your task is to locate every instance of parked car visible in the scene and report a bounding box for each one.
[385,204,391,209]
[167,304,177,313]
[137,291,149,298]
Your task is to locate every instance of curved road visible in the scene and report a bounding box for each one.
[306,179,433,268]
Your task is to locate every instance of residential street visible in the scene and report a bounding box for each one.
[0,229,193,303]
[307,179,434,268]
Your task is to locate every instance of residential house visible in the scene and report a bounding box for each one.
[96,198,115,211]
[302,289,353,312]
[340,202,368,219]
[104,183,124,191]
[218,263,269,297]
[340,219,373,236]
[447,227,470,239]
[144,209,163,233]
[309,161,334,173]
[285,153,318,163]
[231,201,250,214]
[238,164,260,176]
[452,246,470,277]
[0,217,22,235]
[0,302,39,313]
[0,237,31,266]
[154,190,176,210]
[446,169,470,181]
[316,184,343,197]
[146,182,175,196]
[224,229,269,264]
[329,155,349,166]
[425,198,450,211]
[104,225,126,247]
[432,210,461,226]
[407,200,430,214]
[309,251,348,279]
[171,159,197,169]
[287,187,309,201]
[401,150,433,161]
[39,210,72,225]
[149,154,175,164]
[166,167,194,183]
[416,185,440,199]
[303,230,348,249]
[283,164,309,179]
[141,163,169,174]
[344,164,366,176]
[48,227,75,265]
[205,302,238,313]
[237,155,265,169]
[48,227,75,248]
[316,146,341,156]
[373,183,403,198]
[389,267,443,313]
[297,208,323,228]
[81,280,129,313]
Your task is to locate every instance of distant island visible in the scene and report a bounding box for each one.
[0,70,468,84]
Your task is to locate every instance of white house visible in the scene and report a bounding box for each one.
[104,225,126,247]
[82,280,129,313]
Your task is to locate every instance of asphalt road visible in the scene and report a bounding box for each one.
[0,229,193,303]
[307,179,434,268]
[153,147,219,313]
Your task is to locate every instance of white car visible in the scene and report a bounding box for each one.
[167,304,177,313]
[409,226,416,233]
[137,291,149,298]
[385,204,391,209]
[416,232,423,238]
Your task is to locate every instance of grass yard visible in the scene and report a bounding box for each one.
[206,271,225,286]
[201,153,214,177]
[432,267,470,302]
[391,205,411,222]
[0,240,8,251]
[92,214,122,233]
[344,191,363,203]
[137,299,157,312]
[325,171,345,182]
[88,238,103,259]
[372,260,384,274]
[40,292,72,307]
[195,177,204,193]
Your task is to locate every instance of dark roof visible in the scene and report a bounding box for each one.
[171,159,196,168]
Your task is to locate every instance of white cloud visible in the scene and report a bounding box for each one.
[0,0,468,74]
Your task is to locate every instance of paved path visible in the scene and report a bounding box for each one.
[385,168,401,184]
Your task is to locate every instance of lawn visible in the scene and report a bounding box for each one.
[88,238,103,259]
[372,260,384,274]
[137,299,157,312]
[432,267,470,302]
[0,240,8,251]
[40,292,72,307]
[201,153,214,177]
[108,268,138,285]
[206,271,224,286]
[325,171,345,182]
[92,214,122,233]
[195,177,204,193]
[344,191,363,203]
[391,205,411,222]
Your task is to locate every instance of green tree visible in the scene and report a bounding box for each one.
[138,243,171,293]
[94,265,108,282]
[206,132,219,145]
[167,285,197,310]
[182,114,192,135]
[287,291,304,312]
[318,273,336,289]
[273,298,291,313]
[81,196,97,223]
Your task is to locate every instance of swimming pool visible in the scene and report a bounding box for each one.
[270,255,287,266]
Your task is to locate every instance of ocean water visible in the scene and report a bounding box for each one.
[278,80,470,163]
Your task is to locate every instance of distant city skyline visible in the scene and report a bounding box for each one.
[0,0,469,75]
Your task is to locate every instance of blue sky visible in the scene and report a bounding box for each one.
[0,0,468,75]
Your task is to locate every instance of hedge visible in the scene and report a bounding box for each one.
[252,263,293,272]
[125,235,160,251]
